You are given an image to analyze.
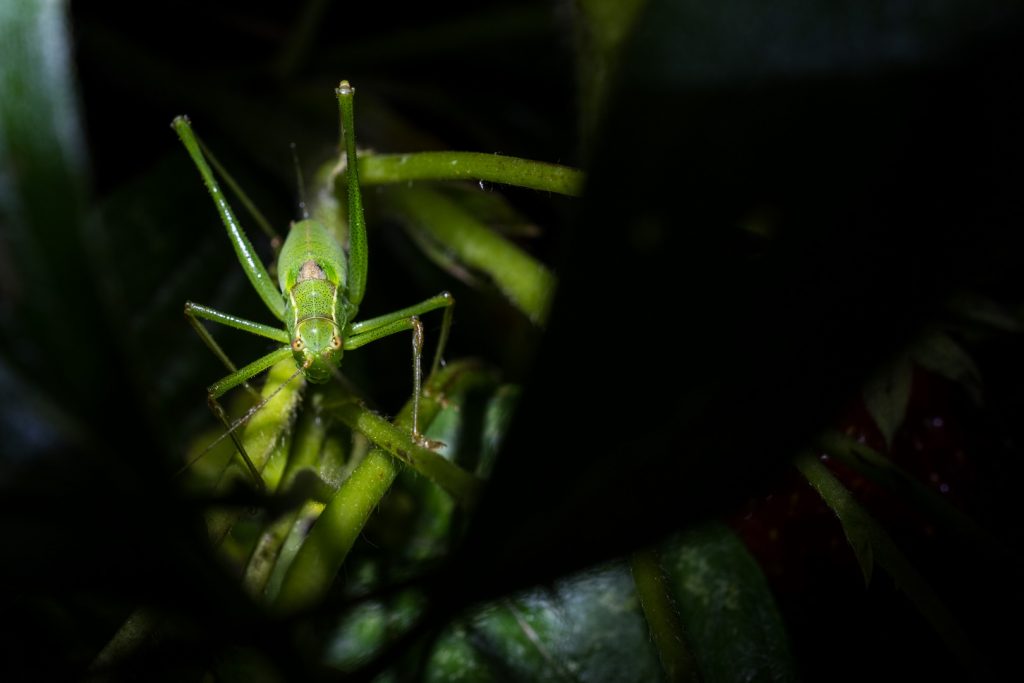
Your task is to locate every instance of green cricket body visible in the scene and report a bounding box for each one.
[176,80,455,485]
[277,218,353,383]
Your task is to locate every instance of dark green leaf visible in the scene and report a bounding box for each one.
[796,454,981,673]
[425,563,662,682]
[910,332,982,404]
[661,524,797,683]
[948,293,1024,333]
[863,356,913,450]
[0,0,101,415]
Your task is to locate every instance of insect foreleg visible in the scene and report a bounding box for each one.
[347,291,455,374]
[185,301,290,399]
[185,301,290,345]
[203,345,294,489]
[172,116,287,322]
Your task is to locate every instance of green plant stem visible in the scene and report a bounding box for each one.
[386,185,556,325]
[275,361,494,611]
[274,445,399,611]
[630,549,699,683]
[243,401,329,598]
[205,358,304,545]
[323,393,484,509]
[357,152,584,197]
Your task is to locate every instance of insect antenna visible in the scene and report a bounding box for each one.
[174,365,305,479]
[290,142,310,220]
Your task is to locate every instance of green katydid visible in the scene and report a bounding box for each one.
[173,81,454,488]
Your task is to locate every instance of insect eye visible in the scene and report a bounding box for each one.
[330,335,342,349]
[292,339,304,351]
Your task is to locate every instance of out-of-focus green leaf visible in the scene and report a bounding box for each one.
[948,293,1024,333]
[796,453,981,673]
[421,525,795,682]
[425,563,662,682]
[383,185,556,326]
[326,586,425,677]
[437,184,541,238]
[661,523,797,683]
[820,431,996,550]
[573,0,649,141]
[0,0,98,415]
[863,356,913,450]
[798,456,875,586]
[910,331,982,404]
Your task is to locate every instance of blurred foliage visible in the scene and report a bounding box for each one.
[2,0,1024,680]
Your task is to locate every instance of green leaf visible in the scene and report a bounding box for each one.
[820,431,998,552]
[795,454,981,672]
[796,456,874,585]
[661,523,797,683]
[948,292,1024,333]
[573,0,650,141]
[385,382,517,564]
[419,523,795,683]
[383,185,557,326]
[910,331,982,404]
[0,0,99,412]
[424,563,663,682]
[863,355,913,449]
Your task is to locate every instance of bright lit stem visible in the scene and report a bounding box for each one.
[243,401,329,598]
[205,357,305,545]
[355,152,584,197]
[324,396,483,507]
[385,185,555,326]
[274,360,493,611]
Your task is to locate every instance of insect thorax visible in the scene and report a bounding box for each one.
[277,220,351,381]
[285,273,346,383]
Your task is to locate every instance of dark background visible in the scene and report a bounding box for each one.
[2,1,1023,679]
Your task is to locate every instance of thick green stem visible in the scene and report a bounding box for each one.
[630,549,699,683]
[357,152,583,197]
[243,401,328,598]
[274,360,495,611]
[205,357,304,545]
[386,185,556,326]
[325,395,483,509]
[274,446,399,611]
